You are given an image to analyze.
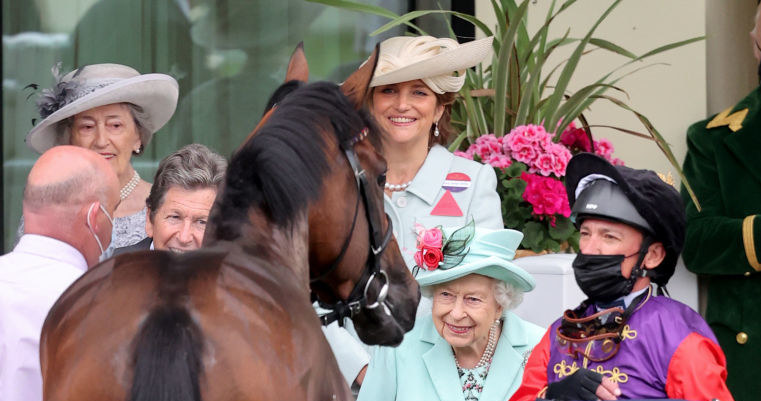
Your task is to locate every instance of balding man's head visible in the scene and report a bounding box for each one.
[24,146,116,211]
[24,146,120,267]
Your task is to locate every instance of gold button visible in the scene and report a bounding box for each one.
[736,332,749,345]
[745,271,752,277]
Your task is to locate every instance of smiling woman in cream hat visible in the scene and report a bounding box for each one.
[366,36,504,271]
[25,63,179,255]
[321,36,506,390]
[357,224,543,401]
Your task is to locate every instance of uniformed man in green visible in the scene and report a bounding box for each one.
[681,5,761,401]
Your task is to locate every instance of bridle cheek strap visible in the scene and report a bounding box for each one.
[313,129,394,326]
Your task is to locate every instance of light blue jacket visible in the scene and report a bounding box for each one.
[385,145,504,268]
[357,311,544,401]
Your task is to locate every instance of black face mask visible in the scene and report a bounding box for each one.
[572,252,646,304]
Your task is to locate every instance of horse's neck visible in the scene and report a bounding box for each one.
[209,211,312,294]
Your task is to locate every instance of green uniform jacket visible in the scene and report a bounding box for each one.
[682,85,761,401]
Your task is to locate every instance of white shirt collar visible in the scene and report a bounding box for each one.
[621,286,649,308]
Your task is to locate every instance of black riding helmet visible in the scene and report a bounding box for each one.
[565,153,686,286]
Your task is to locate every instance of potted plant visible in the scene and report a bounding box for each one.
[308,0,702,252]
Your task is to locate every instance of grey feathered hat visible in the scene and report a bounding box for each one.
[27,63,179,154]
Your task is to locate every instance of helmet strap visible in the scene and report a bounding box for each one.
[629,235,655,281]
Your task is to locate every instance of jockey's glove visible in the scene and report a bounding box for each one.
[544,368,604,401]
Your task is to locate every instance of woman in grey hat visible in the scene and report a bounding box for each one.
[26,63,179,256]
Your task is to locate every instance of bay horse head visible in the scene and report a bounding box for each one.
[205,44,420,345]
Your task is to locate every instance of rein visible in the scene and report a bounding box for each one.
[556,286,652,362]
[311,127,394,326]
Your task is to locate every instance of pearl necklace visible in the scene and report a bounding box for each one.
[384,180,413,192]
[454,319,500,370]
[120,170,140,200]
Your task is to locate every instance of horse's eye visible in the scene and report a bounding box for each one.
[377,172,386,187]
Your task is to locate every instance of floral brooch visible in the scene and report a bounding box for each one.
[412,219,475,276]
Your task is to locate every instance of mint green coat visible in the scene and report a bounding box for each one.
[357,312,543,401]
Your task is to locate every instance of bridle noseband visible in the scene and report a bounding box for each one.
[311,127,394,326]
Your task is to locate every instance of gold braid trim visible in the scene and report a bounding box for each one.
[742,215,761,272]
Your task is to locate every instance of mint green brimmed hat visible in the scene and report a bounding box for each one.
[414,226,535,292]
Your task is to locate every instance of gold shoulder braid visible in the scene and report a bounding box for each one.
[706,107,748,132]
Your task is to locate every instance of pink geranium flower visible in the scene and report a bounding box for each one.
[594,138,614,158]
[531,153,556,176]
[485,153,512,169]
[520,172,571,225]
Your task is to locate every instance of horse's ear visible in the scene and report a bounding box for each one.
[340,43,379,109]
[285,42,308,83]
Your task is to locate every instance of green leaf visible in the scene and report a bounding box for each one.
[515,30,569,126]
[543,0,624,131]
[589,38,636,59]
[369,10,431,36]
[448,131,468,152]
[637,36,704,60]
[521,221,546,252]
[505,162,527,178]
[493,0,530,137]
[370,10,494,37]
[548,217,576,240]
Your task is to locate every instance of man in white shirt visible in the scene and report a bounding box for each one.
[0,145,119,401]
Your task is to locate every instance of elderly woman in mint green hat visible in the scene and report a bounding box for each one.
[357,225,544,401]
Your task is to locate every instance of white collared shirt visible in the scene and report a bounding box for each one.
[0,235,88,401]
[621,287,649,308]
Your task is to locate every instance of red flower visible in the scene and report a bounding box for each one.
[421,246,444,270]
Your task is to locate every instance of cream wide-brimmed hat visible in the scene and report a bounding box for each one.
[369,35,494,94]
[26,63,179,154]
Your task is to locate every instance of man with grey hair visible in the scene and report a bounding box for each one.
[0,145,120,401]
[114,143,226,254]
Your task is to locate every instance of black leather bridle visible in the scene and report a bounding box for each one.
[311,127,394,326]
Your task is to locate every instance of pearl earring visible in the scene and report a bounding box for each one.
[434,122,440,137]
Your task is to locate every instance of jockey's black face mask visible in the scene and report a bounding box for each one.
[572,237,652,304]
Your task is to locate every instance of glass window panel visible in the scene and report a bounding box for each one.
[2,0,464,251]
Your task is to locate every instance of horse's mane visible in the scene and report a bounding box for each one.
[210,81,378,240]
[263,80,304,115]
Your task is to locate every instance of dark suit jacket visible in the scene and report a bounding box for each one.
[112,237,152,256]
[682,85,761,401]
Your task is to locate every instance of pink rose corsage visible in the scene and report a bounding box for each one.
[412,221,474,275]
[414,225,444,270]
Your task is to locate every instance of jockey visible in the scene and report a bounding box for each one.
[510,153,734,401]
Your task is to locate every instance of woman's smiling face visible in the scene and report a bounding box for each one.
[371,80,444,148]
[431,274,503,353]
